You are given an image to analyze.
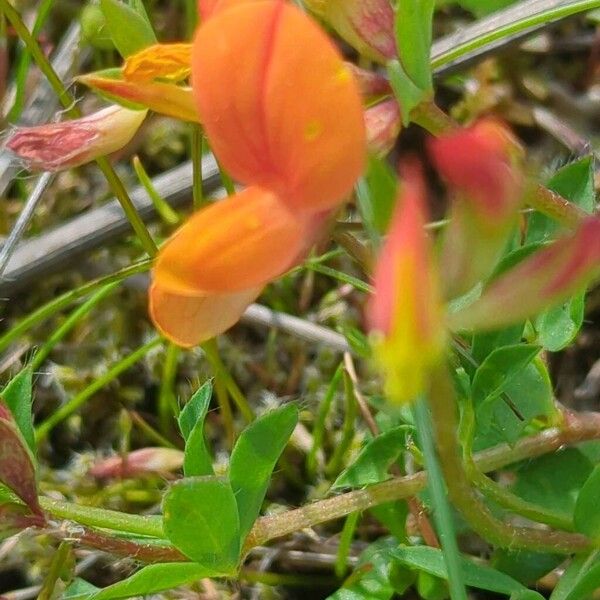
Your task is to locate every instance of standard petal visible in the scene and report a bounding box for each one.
[192,0,365,212]
[154,186,309,295]
[149,283,261,347]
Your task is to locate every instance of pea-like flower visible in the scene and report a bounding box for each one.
[149,0,366,347]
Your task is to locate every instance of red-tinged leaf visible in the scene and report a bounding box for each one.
[365,98,401,157]
[192,0,365,213]
[305,0,396,63]
[0,402,41,516]
[0,503,45,538]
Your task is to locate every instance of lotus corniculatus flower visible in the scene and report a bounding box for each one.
[428,119,524,298]
[5,105,147,171]
[304,0,395,63]
[368,162,445,404]
[150,0,366,347]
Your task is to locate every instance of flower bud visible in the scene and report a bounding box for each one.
[5,105,146,171]
[89,447,184,479]
[305,0,395,63]
[77,72,199,122]
[368,162,446,404]
[449,216,600,332]
[365,98,401,157]
[428,119,524,298]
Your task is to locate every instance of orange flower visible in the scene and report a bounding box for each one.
[368,162,445,403]
[191,0,365,213]
[123,43,192,83]
[150,0,365,347]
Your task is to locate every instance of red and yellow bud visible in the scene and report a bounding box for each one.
[5,105,146,171]
[305,0,395,63]
[449,216,600,332]
[192,0,365,213]
[77,72,199,122]
[365,98,401,157]
[123,43,192,83]
[368,162,446,404]
[428,119,524,298]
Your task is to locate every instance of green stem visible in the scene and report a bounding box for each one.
[31,283,118,370]
[37,541,71,600]
[428,365,590,554]
[191,126,206,209]
[129,410,178,449]
[0,259,152,354]
[158,343,181,433]
[133,156,180,226]
[431,0,600,70]
[460,399,573,531]
[307,363,343,477]
[202,339,254,422]
[35,337,162,441]
[413,397,467,600]
[335,511,360,578]
[326,369,357,477]
[40,496,164,538]
[0,0,158,257]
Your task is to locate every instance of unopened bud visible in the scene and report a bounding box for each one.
[6,105,146,171]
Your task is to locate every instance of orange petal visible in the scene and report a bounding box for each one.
[123,43,192,83]
[154,186,310,295]
[150,282,261,347]
[192,0,365,213]
[198,0,258,19]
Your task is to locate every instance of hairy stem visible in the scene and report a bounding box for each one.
[428,366,591,554]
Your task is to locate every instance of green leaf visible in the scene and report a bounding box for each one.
[394,0,435,92]
[491,549,562,586]
[471,344,541,428]
[369,501,409,542]
[549,551,600,600]
[528,157,595,243]
[100,0,156,57]
[64,578,100,600]
[574,464,600,543]
[326,538,397,600]
[332,426,411,489]
[387,60,429,126]
[356,155,398,242]
[390,545,544,597]
[178,381,212,440]
[512,449,593,521]
[2,366,34,455]
[528,157,595,350]
[89,563,216,600]
[178,382,214,477]
[229,404,298,540]
[416,570,449,600]
[163,476,240,571]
